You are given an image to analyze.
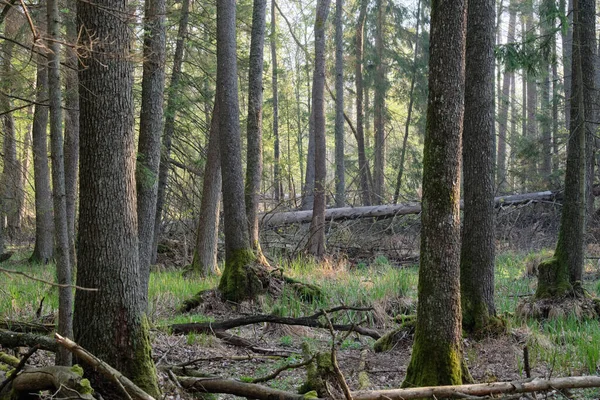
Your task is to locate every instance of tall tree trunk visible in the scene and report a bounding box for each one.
[191,101,221,276]
[552,45,560,177]
[151,0,190,264]
[461,0,497,334]
[217,0,259,302]
[539,0,554,186]
[245,0,267,253]
[64,0,79,267]
[560,0,573,131]
[524,1,538,184]
[301,108,315,210]
[393,0,422,204]
[47,0,73,366]
[402,0,467,387]
[74,0,160,392]
[29,56,54,265]
[333,0,345,208]
[271,0,282,202]
[373,0,386,204]
[306,0,331,258]
[137,0,166,307]
[496,0,516,192]
[536,0,589,298]
[355,0,371,206]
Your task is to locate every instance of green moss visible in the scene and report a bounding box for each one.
[0,352,19,368]
[357,371,370,389]
[218,248,263,302]
[535,256,572,299]
[70,364,84,377]
[374,319,416,352]
[402,336,463,390]
[78,378,94,395]
[129,315,161,398]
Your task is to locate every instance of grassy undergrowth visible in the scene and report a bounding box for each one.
[1,247,600,379]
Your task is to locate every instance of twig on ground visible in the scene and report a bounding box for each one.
[250,355,315,384]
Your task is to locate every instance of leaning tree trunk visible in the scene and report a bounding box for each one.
[306,0,331,258]
[373,0,386,204]
[355,0,371,206]
[29,55,54,265]
[334,0,345,208]
[74,0,160,393]
[137,0,166,308]
[245,0,267,253]
[47,0,73,366]
[151,0,190,264]
[536,0,589,298]
[460,0,497,334]
[402,0,467,387]
[216,0,260,302]
[190,101,221,276]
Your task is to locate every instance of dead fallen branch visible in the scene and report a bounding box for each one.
[0,267,98,291]
[178,376,318,400]
[351,375,600,400]
[0,329,58,352]
[0,320,54,333]
[214,331,294,356]
[55,333,155,400]
[171,306,380,339]
[250,356,315,384]
[261,191,558,227]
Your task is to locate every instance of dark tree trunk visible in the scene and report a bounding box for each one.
[393,0,421,204]
[402,0,467,387]
[525,2,538,184]
[496,0,516,192]
[137,0,166,307]
[301,108,315,210]
[245,0,267,251]
[334,0,345,208]
[29,56,54,265]
[355,0,371,206]
[306,0,331,258]
[373,0,386,204]
[539,0,554,186]
[216,0,259,302]
[151,0,190,264]
[191,101,221,276]
[74,0,160,392]
[271,0,282,202]
[64,0,79,267]
[536,0,589,298]
[47,0,73,366]
[461,0,497,334]
[560,0,573,131]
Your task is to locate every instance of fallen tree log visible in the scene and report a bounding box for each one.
[0,329,57,352]
[178,376,316,400]
[0,320,54,333]
[351,375,600,400]
[171,306,380,339]
[261,191,558,227]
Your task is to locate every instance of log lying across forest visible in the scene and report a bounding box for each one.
[261,190,558,227]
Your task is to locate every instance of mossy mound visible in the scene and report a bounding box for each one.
[516,295,599,320]
[373,316,416,352]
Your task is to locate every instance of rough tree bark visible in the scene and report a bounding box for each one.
[524,0,538,184]
[355,0,371,206]
[306,0,331,258]
[29,54,54,265]
[460,0,497,333]
[402,0,467,387]
[151,0,190,264]
[560,0,573,131]
[190,101,221,276]
[373,0,386,204]
[74,0,160,392]
[539,0,554,185]
[137,0,166,307]
[334,0,345,208]
[271,0,282,202]
[245,0,267,253]
[47,0,73,366]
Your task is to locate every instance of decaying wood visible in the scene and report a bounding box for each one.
[0,319,54,333]
[261,191,559,227]
[0,329,58,352]
[351,375,600,400]
[178,376,318,400]
[55,333,155,400]
[171,306,380,339]
[1,366,95,399]
[0,352,19,368]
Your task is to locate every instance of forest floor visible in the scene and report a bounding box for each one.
[2,247,600,399]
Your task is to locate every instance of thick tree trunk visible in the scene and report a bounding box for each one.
[137,0,166,307]
[334,0,345,208]
[461,0,497,333]
[355,0,371,206]
[524,3,538,184]
[373,0,386,204]
[393,0,421,204]
[47,0,73,366]
[216,0,259,302]
[306,0,331,258]
[402,0,467,387]
[301,108,315,210]
[271,0,282,202]
[30,57,53,265]
[191,101,221,276]
[496,0,516,192]
[64,0,79,267]
[151,0,190,264]
[560,0,573,131]
[74,0,159,393]
[539,0,554,185]
[245,0,267,252]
